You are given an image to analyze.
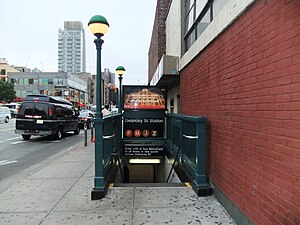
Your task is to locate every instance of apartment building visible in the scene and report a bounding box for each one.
[58,21,86,73]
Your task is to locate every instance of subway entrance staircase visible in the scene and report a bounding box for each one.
[91,113,213,200]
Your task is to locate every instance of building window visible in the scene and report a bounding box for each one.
[29,78,34,84]
[0,69,5,75]
[184,0,228,52]
[196,0,208,17]
[48,79,53,85]
[196,6,211,39]
[24,78,29,85]
[170,99,174,113]
[11,79,15,84]
[176,94,180,113]
[43,78,48,85]
[21,90,26,97]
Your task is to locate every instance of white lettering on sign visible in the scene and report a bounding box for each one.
[150,119,164,123]
[124,119,143,123]
[124,118,164,124]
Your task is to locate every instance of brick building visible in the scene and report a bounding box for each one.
[149,0,300,225]
[148,0,171,83]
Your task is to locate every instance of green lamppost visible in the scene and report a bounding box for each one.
[88,15,109,200]
[115,66,125,113]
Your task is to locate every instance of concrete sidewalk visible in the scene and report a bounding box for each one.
[0,142,236,225]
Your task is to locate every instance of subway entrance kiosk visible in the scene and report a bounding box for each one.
[121,86,167,183]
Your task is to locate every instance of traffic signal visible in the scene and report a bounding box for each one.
[114,87,118,93]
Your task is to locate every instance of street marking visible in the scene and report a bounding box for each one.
[0,128,15,132]
[0,160,18,166]
[11,140,61,144]
[5,137,20,141]
[11,141,25,145]
[0,137,20,143]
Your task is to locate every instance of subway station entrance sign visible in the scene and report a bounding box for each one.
[122,86,166,157]
[124,117,164,138]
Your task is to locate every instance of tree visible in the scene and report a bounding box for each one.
[0,79,16,102]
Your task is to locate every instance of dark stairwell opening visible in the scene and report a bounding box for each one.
[113,156,186,187]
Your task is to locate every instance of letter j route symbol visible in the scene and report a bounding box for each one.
[142,130,150,137]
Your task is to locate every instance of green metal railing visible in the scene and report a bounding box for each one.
[102,113,122,171]
[166,113,212,196]
[93,113,122,199]
[93,112,212,198]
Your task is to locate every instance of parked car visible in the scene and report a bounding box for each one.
[0,106,12,123]
[3,103,20,118]
[110,105,118,113]
[78,110,94,129]
[15,95,80,140]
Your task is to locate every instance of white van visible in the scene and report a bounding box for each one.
[0,106,12,123]
[3,103,20,118]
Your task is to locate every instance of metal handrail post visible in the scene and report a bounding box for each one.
[194,117,208,186]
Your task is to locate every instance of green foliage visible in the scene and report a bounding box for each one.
[0,79,16,102]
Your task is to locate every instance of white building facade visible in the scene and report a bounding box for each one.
[58,21,86,73]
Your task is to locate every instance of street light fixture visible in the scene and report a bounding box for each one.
[115,66,125,113]
[88,15,109,200]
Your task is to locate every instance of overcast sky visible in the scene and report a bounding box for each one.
[0,0,157,85]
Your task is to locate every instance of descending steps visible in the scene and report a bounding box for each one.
[112,183,187,188]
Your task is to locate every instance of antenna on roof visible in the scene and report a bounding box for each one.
[25,56,29,68]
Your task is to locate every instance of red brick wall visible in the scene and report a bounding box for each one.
[181,1,300,225]
[148,0,171,83]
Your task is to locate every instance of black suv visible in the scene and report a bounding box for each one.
[15,95,80,140]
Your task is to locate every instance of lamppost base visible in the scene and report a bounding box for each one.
[91,165,119,200]
[91,187,107,200]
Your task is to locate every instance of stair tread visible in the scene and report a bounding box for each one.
[113,183,186,187]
